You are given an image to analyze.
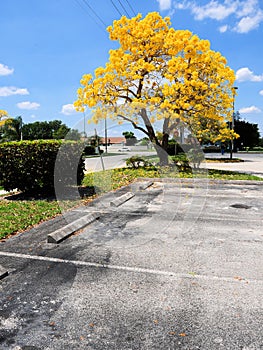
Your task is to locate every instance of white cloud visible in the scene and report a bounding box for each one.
[17,101,40,110]
[0,86,29,97]
[191,1,238,21]
[259,90,263,96]
[234,10,263,33]
[236,0,258,17]
[175,0,238,21]
[219,24,228,32]
[61,104,77,115]
[239,106,261,113]
[236,67,263,82]
[157,0,172,11]
[174,0,263,33]
[0,63,14,76]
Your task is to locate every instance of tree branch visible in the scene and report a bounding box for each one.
[116,114,150,137]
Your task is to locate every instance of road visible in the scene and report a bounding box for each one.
[85,149,263,178]
[84,146,155,173]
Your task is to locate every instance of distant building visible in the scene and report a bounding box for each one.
[101,137,126,145]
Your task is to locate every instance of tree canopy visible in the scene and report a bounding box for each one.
[0,119,73,142]
[74,12,237,163]
[123,131,137,145]
[0,116,23,141]
[0,109,12,128]
[22,120,70,140]
[233,113,260,149]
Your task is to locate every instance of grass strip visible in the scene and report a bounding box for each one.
[82,167,263,191]
[0,200,61,240]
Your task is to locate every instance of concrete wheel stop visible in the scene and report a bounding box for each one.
[0,264,8,280]
[47,213,99,244]
[139,181,154,190]
[110,192,135,207]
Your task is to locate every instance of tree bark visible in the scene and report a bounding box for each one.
[154,144,169,165]
[139,108,169,165]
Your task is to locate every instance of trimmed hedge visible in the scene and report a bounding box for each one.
[0,140,85,192]
[83,145,96,156]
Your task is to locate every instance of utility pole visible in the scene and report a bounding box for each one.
[83,112,86,140]
[105,116,108,154]
[18,116,23,141]
[95,128,105,171]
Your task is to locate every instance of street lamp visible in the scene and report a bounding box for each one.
[230,86,238,160]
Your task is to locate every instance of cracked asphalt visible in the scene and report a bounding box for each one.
[0,179,263,349]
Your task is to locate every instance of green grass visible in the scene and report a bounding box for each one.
[205,158,243,163]
[83,167,262,191]
[207,169,262,181]
[0,200,62,240]
[1,166,262,240]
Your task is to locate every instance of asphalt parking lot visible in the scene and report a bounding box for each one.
[0,178,263,349]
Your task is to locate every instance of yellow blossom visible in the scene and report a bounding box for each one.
[75,12,237,157]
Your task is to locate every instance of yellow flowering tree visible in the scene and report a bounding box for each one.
[75,12,237,164]
[0,109,13,128]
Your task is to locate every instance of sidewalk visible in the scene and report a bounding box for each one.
[204,153,263,178]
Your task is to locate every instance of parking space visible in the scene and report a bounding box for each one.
[0,179,263,349]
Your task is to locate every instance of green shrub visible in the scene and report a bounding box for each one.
[0,140,85,192]
[187,148,204,169]
[171,154,190,171]
[250,146,263,152]
[126,155,155,169]
[83,145,96,156]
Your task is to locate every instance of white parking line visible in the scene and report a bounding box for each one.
[0,250,262,284]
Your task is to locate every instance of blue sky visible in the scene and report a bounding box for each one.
[1,0,263,137]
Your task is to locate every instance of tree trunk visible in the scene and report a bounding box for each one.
[154,144,169,165]
[139,108,169,165]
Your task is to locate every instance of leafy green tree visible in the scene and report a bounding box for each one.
[87,134,101,146]
[0,116,23,141]
[0,109,11,127]
[22,120,71,140]
[65,129,82,141]
[53,124,70,139]
[234,118,260,149]
[22,121,52,140]
[123,131,137,145]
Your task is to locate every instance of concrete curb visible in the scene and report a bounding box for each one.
[110,192,135,207]
[0,264,8,280]
[47,213,99,244]
[139,181,154,190]
[136,177,263,185]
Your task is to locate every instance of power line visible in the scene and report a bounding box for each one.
[110,0,123,17]
[116,0,131,17]
[124,0,137,16]
[81,0,107,27]
[75,0,104,31]
[75,0,108,35]
[75,0,107,29]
